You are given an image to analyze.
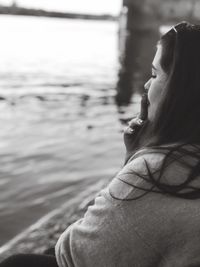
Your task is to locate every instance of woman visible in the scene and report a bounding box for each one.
[1,21,200,267]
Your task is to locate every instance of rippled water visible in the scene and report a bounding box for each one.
[0,15,141,246]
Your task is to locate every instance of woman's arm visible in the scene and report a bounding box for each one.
[55,153,165,267]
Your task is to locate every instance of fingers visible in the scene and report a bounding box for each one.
[123,93,148,135]
[124,126,136,135]
[124,117,144,135]
[139,93,148,120]
[128,117,144,128]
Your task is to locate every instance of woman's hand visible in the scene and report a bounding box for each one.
[123,93,148,163]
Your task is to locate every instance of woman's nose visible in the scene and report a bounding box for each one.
[144,79,151,91]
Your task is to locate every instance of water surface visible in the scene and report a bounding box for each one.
[0,15,142,246]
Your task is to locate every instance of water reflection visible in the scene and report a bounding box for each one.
[0,13,160,247]
[0,15,127,246]
[80,94,90,107]
[116,7,160,106]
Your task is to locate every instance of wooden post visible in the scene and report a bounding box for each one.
[116,0,160,106]
[116,0,200,106]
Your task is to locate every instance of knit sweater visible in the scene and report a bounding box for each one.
[55,144,200,267]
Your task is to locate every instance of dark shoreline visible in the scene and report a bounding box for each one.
[0,5,118,21]
[0,178,110,262]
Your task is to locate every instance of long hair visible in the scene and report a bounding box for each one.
[119,22,200,200]
[152,22,200,144]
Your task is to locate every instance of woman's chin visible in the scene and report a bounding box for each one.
[147,105,154,122]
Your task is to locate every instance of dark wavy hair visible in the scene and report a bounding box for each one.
[118,22,200,200]
[153,22,200,144]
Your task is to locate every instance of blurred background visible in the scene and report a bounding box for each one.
[0,0,199,251]
[0,0,126,247]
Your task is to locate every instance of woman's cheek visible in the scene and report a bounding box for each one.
[148,80,163,106]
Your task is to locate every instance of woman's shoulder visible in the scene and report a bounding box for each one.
[126,142,200,168]
[104,143,200,203]
[123,142,200,186]
[123,145,173,176]
[104,148,165,202]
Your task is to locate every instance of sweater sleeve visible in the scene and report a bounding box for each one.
[55,153,166,267]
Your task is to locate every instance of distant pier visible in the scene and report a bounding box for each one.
[0,4,117,21]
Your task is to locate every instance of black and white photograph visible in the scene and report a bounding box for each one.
[0,0,200,266]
